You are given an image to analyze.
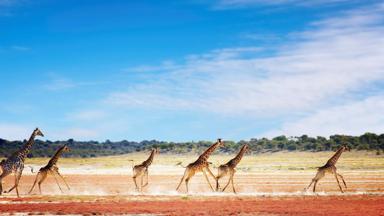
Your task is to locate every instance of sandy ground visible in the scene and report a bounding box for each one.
[0,170,384,215]
[1,152,383,215]
[1,195,383,215]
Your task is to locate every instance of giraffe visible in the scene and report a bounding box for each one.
[28,145,70,194]
[306,145,350,193]
[0,128,44,197]
[216,144,248,193]
[176,138,223,193]
[132,148,159,192]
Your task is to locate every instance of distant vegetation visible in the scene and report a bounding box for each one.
[0,133,383,158]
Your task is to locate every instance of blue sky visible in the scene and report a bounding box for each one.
[1,0,384,141]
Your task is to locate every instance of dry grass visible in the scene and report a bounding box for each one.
[8,150,382,172]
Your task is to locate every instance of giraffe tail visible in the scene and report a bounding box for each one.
[207,161,218,169]
[128,159,134,168]
[28,166,35,173]
[176,161,186,168]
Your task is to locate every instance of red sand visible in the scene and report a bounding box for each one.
[0,195,383,215]
[0,173,383,215]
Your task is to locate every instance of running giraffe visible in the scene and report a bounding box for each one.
[132,148,159,192]
[176,138,223,193]
[216,144,248,193]
[28,145,70,194]
[0,128,44,197]
[306,145,349,193]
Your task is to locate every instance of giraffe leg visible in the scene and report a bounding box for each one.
[55,171,70,190]
[313,180,319,192]
[216,175,223,192]
[206,166,216,181]
[230,171,236,194]
[0,171,10,195]
[306,179,315,191]
[184,172,194,193]
[176,169,188,191]
[133,175,139,191]
[140,174,144,191]
[5,171,22,197]
[337,173,347,189]
[38,172,48,194]
[132,168,139,191]
[202,170,214,191]
[142,169,149,187]
[222,171,234,192]
[50,171,63,192]
[307,170,324,192]
[15,171,22,197]
[28,171,42,194]
[215,168,226,192]
[334,172,344,193]
[133,172,143,192]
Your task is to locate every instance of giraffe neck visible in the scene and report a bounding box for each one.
[227,145,247,167]
[142,150,156,167]
[17,132,36,160]
[326,146,345,166]
[198,141,220,162]
[47,146,66,167]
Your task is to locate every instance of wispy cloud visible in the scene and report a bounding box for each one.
[264,95,384,137]
[11,45,30,51]
[49,128,100,140]
[0,0,18,6]
[124,60,180,73]
[66,110,107,121]
[106,4,384,137]
[44,77,77,91]
[0,0,25,16]
[42,73,105,91]
[213,0,366,9]
[0,123,32,140]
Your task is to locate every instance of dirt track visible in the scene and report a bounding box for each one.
[0,172,383,215]
[0,195,383,215]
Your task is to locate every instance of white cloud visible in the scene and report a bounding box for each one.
[44,77,77,91]
[42,73,104,91]
[49,128,99,140]
[214,0,362,9]
[0,0,17,6]
[109,5,384,114]
[0,123,33,140]
[0,123,101,141]
[106,4,384,137]
[67,110,107,121]
[11,45,30,51]
[0,0,25,16]
[125,60,180,73]
[264,96,384,137]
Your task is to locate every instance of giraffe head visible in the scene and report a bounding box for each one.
[33,128,44,137]
[217,138,224,147]
[62,144,71,152]
[153,148,160,154]
[242,144,250,153]
[342,144,350,152]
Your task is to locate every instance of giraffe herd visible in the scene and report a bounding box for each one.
[0,128,350,197]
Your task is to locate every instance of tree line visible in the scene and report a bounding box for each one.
[0,132,383,158]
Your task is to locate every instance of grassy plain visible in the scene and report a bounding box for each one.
[17,150,384,171]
